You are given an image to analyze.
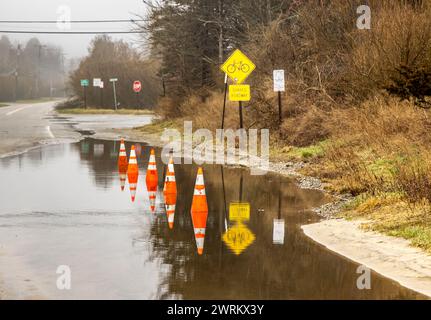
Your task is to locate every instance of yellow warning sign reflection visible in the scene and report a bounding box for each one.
[229,202,250,221]
[223,223,255,255]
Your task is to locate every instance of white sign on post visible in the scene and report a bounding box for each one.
[93,78,101,87]
[273,70,285,92]
[99,81,104,89]
[273,219,285,244]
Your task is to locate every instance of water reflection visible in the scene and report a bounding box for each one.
[127,145,139,202]
[0,138,424,299]
[146,149,159,213]
[190,167,209,255]
[163,157,177,229]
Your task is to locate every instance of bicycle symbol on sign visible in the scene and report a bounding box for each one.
[226,60,251,74]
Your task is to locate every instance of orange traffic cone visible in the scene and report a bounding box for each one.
[127,145,139,202]
[118,139,128,172]
[146,149,158,190]
[164,157,177,228]
[191,167,208,255]
[163,157,177,196]
[146,149,158,213]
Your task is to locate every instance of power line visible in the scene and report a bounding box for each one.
[0,30,144,34]
[0,19,145,24]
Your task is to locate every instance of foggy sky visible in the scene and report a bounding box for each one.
[0,0,148,59]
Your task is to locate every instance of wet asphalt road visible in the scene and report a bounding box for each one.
[0,101,152,158]
[0,101,68,157]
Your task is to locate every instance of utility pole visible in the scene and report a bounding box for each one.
[36,44,46,98]
[60,53,67,98]
[110,78,118,111]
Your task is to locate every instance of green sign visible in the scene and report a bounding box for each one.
[80,79,89,87]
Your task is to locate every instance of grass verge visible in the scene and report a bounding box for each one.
[341,193,431,253]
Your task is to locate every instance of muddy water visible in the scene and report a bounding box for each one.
[0,138,423,299]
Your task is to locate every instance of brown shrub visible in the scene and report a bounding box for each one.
[280,106,330,147]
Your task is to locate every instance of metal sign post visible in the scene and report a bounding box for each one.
[273,70,285,126]
[80,79,89,109]
[100,81,104,108]
[133,80,142,109]
[221,73,228,130]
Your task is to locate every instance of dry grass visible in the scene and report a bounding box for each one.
[157,91,243,131]
[342,194,431,253]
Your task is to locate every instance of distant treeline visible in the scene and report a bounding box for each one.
[0,36,65,102]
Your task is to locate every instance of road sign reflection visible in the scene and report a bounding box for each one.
[223,222,255,255]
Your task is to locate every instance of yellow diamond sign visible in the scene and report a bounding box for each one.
[223,223,255,255]
[221,49,256,84]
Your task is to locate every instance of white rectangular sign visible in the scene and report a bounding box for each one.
[110,78,118,82]
[93,78,101,87]
[273,219,285,244]
[273,70,285,92]
[99,81,104,89]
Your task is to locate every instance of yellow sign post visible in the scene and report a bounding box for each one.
[220,49,256,130]
[229,85,251,102]
[221,49,256,84]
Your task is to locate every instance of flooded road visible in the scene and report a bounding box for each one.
[0,138,423,299]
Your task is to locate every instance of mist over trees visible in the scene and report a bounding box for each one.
[70,36,160,109]
[0,35,65,102]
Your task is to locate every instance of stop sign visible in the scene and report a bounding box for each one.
[133,81,142,93]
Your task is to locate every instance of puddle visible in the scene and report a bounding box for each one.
[0,138,424,299]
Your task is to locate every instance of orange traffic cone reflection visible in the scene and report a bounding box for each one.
[146,149,158,212]
[127,145,139,202]
[191,167,208,255]
[164,157,177,229]
[119,171,127,191]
